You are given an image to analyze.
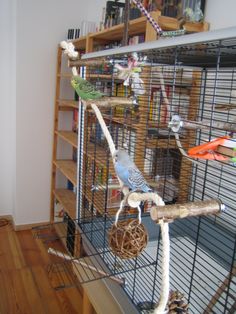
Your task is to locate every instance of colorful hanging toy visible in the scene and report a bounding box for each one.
[114,52,146,95]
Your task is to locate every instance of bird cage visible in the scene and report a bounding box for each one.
[69,28,236,314]
[37,28,236,314]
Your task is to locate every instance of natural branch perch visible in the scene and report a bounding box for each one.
[48,248,124,285]
[150,199,224,223]
[69,59,107,67]
[215,103,236,110]
[84,96,137,109]
[181,119,236,133]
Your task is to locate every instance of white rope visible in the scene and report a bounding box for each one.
[72,66,78,76]
[90,104,116,155]
[153,220,170,314]
[126,192,170,314]
[114,200,125,226]
[60,41,79,60]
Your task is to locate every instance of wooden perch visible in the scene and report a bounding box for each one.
[182,119,236,133]
[69,59,107,67]
[84,96,137,108]
[215,103,236,110]
[48,248,124,285]
[150,199,224,223]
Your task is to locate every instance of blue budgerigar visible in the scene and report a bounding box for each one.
[114,149,152,193]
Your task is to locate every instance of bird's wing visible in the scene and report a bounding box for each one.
[78,79,103,99]
[114,162,130,187]
[79,79,97,94]
[127,167,149,191]
[72,76,103,100]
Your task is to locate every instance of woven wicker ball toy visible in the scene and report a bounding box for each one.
[108,218,148,259]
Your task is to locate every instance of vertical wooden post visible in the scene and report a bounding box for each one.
[50,46,62,221]
[86,35,94,53]
[178,70,202,202]
[145,10,161,42]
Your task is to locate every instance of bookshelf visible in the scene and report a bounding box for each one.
[55,130,78,148]
[72,10,209,53]
[50,45,78,223]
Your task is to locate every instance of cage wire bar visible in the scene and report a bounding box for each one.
[71,29,236,314]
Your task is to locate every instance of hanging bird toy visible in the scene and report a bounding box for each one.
[114,52,146,95]
[108,218,148,259]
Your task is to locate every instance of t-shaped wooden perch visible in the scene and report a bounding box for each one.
[150,199,225,223]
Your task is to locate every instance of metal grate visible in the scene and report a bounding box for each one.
[74,30,236,314]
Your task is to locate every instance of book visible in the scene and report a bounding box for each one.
[73,108,78,133]
[67,28,80,40]
[80,21,96,36]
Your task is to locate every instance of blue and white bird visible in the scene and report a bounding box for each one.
[113,149,152,193]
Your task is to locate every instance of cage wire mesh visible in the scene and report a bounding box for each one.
[35,34,236,314]
[71,35,236,314]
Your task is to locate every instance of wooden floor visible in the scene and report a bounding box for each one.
[0,222,83,314]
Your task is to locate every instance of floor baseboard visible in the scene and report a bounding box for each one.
[13,221,50,231]
[0,215,49,231]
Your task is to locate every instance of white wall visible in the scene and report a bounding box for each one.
[14,0,106,225]
[1,0,236,225]
[205,0,236,30]
[0,0,16,217]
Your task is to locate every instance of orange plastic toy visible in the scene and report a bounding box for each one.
[188,136,230,161]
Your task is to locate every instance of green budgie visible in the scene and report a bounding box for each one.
[71,76,104,100]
